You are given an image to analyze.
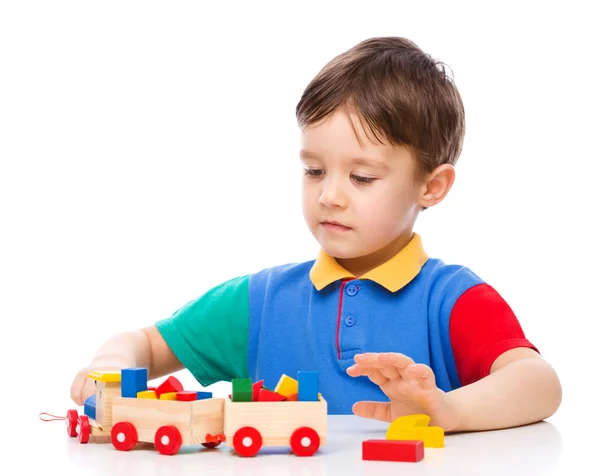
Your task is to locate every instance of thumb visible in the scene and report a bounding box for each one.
[352,401,392,423]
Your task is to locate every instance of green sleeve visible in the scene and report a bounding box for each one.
[155,274,250,387]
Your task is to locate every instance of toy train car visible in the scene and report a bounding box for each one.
[66,368,327,457]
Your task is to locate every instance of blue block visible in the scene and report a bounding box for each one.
[298,371,319,401]
[197,391,213,400]
[121,368,148,398]
[84,394,96,420]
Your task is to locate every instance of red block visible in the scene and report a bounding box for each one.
[155,376,184,398]
[362,439,424,462]
[257,388,287,402]
[252,380,264,402]
[176,391,197,401]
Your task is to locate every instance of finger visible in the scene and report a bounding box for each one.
[70,371,87,406]
[347,364,392,385]
[379,352,415,377]
[379,364,402,381]
[364,368,389,387]
[407,363,436,390]
[354,352,415,372]
[352,401,392,422]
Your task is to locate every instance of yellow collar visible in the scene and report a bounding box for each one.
[309,233,429,292]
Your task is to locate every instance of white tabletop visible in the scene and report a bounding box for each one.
[23,413,582,476]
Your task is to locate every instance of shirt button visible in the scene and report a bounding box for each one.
[344,315,356,327]
[346,285,358,296]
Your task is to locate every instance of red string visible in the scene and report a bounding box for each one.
[39,412,66,422]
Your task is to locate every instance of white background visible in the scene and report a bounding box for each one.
[1,0,598,464]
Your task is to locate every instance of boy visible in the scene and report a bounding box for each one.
[70,37,561,432]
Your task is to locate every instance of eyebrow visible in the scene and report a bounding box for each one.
[300,150,389,169]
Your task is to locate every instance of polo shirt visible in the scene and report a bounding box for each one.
[155,233,537,414]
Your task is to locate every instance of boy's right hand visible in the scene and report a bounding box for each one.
[70,365,120,406]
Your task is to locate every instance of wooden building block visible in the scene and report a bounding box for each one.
[386,414,444,448]
[176,391,197,401]
[362,439,424,462]
[252,380,264,401]
[257,388,286,402]
[137,390,158,399]
[155,376,184,398]
[274,374,298,398]
[196,391,212,400]
[159,392,177,400]
[298,371,319,401]
[232,378,253,402]
[121,368,148,398]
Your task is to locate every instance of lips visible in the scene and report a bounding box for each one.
[321,220,351,229]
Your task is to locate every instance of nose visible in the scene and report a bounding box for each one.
[319,176,347,208]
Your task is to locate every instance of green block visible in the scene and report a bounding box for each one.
[232,378,253,402]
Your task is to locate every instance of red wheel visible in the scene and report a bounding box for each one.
[290,427,320,456]
[76,415,90,444]
[66,409,78,437]
[155,426,182,455]
[201,441,221,449]
[233,426,263,457]
[111,421,138,451]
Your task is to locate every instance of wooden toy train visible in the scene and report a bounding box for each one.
[65,368,327,457]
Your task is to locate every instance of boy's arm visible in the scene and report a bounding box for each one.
[70,326,183,405]
[447,347,562,432]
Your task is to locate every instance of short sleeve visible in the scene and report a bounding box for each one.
[449,283,539,386]
[155,274,250,387]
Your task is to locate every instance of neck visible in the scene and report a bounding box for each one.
[336,230,415,278]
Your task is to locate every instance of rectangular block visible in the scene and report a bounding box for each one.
[362,439,424,462]
[137,390,157,399]
[121,368,148,398]
[387,427,444,448]
[159,392,177,400]
[232,378,253,402]
[196,391,213,400]
[274,374,298,398]
[84,394,96,420]
[298,371,319,401]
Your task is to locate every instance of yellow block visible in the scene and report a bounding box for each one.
[88,370,122,383]
[159,392,177,400]
[137,390,157,399]
[386,414,444,448]
[274,374,298,398]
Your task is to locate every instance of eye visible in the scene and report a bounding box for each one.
[351,174,376,185]
[304,168,324,177]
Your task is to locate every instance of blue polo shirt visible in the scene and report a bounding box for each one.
[155,233,532,414]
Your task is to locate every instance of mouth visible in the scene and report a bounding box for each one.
[320,220,352,231]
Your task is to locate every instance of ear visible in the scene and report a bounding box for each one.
[418,164,455,208]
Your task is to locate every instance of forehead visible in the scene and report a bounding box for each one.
[300,109,407,166]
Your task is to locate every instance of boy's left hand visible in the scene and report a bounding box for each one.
[346,352,462,432]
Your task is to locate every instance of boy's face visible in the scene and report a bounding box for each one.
[300,108,424,263]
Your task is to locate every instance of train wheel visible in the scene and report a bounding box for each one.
[233,426,263,457]
[290,427,320,456]
[155,425,182,455]
[76,415,90,444]
[66,409,78,437]
[111,421,138,451]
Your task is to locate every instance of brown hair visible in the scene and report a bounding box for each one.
[296,37,465,179]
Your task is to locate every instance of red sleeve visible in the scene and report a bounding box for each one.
[449,283,539,386]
